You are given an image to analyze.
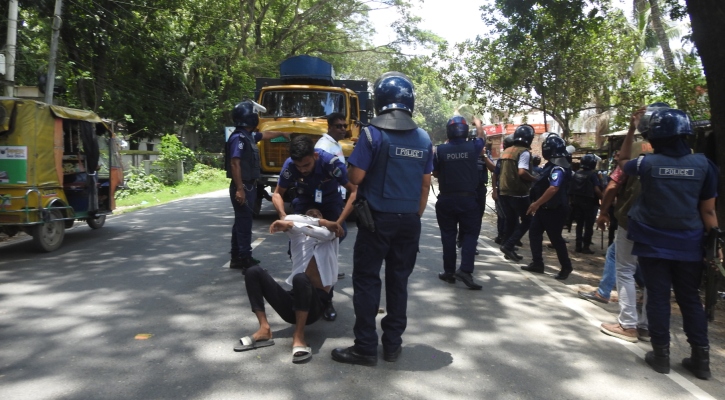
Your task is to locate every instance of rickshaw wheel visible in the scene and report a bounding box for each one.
[87,214,106,229]
[31,209,65,252]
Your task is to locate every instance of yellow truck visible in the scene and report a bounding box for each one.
[251,55,371,215]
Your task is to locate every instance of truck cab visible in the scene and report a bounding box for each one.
[252,55,371,215]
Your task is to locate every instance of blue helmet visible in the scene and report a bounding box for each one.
[232,101,259,129]
[580,153,597,170]
[645,108,692,140]
[513,124,535,147]
[373,72,415,115]
[541,133,567,160]
[446,116,469,140]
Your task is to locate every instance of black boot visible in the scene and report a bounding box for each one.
[645,343,670,374]
[682,345,711,380]
[580,245,594,255]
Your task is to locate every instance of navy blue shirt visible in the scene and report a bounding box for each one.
[433,137,484,172]
[228,131,262,159]
[278,150,349,206]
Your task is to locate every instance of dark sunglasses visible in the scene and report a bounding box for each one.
[333,124,348,129]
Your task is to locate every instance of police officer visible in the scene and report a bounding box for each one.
[523,133,574,280]
[570,153,602,254]
[331,72,433,366]
[225,101,288,272]
[492,135,515,245]
[435,116,486,290]
[532,155,543,175]
[619,106,718,379]
[498,124,538,261]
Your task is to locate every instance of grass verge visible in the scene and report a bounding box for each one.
[115,178,229,213]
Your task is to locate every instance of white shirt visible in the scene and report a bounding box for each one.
[315,134,347,199]
[283,215,339,288]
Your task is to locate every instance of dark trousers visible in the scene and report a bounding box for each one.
[638,257,708,347]
[244,266,324,325]
[230,182,257,258]
[529,206,572,271]
[500,195,532,249]
[352,212,421,356]
[495,197,505,239]
[437,195,481,274]
[572,201,598,248]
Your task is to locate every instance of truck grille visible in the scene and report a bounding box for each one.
[262,133,303,169]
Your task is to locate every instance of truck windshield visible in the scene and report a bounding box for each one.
[260,90,346,118]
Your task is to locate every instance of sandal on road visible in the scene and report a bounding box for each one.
[234,336,275,352]
[292,346,312,363]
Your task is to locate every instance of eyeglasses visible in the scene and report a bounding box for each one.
[333,124,348,129]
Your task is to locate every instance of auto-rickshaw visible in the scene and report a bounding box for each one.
[0,98,123,252]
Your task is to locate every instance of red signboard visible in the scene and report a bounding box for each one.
[504,123,549,134]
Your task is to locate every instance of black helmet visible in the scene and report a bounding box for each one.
[513,124,535,147]
[503,134,515,149]
[541,134,567,160]
[232,101,259,129]
[446,116,469,140]
[637,102,670,138]
[532,155,542,166]
[373,72,415,115]
[645,108,693,140]
[580,153,597,170]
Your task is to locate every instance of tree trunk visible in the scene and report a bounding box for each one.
[686,0,725,225]
[649,0,686,110]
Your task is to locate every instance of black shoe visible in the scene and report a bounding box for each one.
[575,245,582,253]
[454,270,482,290]
[682,345,711,380]
[231,257,258,274]
[337,272,345,279]
[516,240,523,247]
[580,246,595,255]
[499,246,523,261]
[521,262,545,273]
[553,269,572,280]
[383,347,402,362]
[646,344,670,374]
[229,257,245,270]
[331,347,377,366]
[494,237,502,245]
[475,249,480,256]
[323,303,337,321]
[547,243,555,249]
[438,272,456,284]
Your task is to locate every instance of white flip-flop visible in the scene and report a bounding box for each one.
[292,346,312,363]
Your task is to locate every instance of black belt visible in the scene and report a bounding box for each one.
[440,191,476,197]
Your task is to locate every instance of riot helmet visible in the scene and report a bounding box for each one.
[232,101,260,130]
[513,124,535,147]
[503,134,515,149]
[637,102,670,138]
[645,108,693,140]
[532,155,542,166]
[373,72,415,115]
[541,134,567,160]
[580,153,598,170]
[446,116,469,140]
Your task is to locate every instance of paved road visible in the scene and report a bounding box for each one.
[0,190,722,399]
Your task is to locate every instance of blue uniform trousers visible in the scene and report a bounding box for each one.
[352,212,421,356]
[572,201,598,248]
[495,197,505,239]
[230,182,257,259]
[436,195,481,274]
[529,206,572,271]
[500,195,532,249]
[638,256,708,347]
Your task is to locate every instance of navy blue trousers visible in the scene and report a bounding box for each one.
[230,182,257,259]
[500,195,532,249]
[529,206,572,271]
[572,202,598,248]
[639,256,708,347]
[352,212,421,356]
[436,195,481,273]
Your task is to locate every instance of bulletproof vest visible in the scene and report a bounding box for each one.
[530,163,569,209]
[436,141,478,194]
[478,156,489,186]
[358,126,431,213]
[225,129,260,181]
[499,145,532,196]
[570,169,596,198]
[628,153,708,231]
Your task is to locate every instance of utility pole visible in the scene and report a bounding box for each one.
[5,0,18,97]
[45,0,63,104]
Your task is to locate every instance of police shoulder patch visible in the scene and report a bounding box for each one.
[282,168,291,179]
[332,167,342,178]
[238,141,244,150]
[550,171,560,181]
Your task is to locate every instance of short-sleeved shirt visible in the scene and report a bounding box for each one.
[315,134,346,199]
[278,150,349,207]
[623,155,719,261]
[432,137,484,172]
[228,131,262,159]
[518,151,531,170]
[609,166,625,185]
[348,128,434,174]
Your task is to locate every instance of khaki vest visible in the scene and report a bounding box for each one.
[499,145,532,196]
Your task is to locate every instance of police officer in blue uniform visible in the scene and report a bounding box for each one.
[523,133,574,280]
[619,106,718,379]
[570,153,602,254]
[272,135,357,321]
[225,101,288,272]
[331,72,433,366]
[436,116,487,289]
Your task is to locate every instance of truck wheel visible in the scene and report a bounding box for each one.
[87,214,106,229]
[31,209,65,252]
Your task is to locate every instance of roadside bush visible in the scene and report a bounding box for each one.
[116,169,164,199]
[184,164,227,186]
[154,134,195,185]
